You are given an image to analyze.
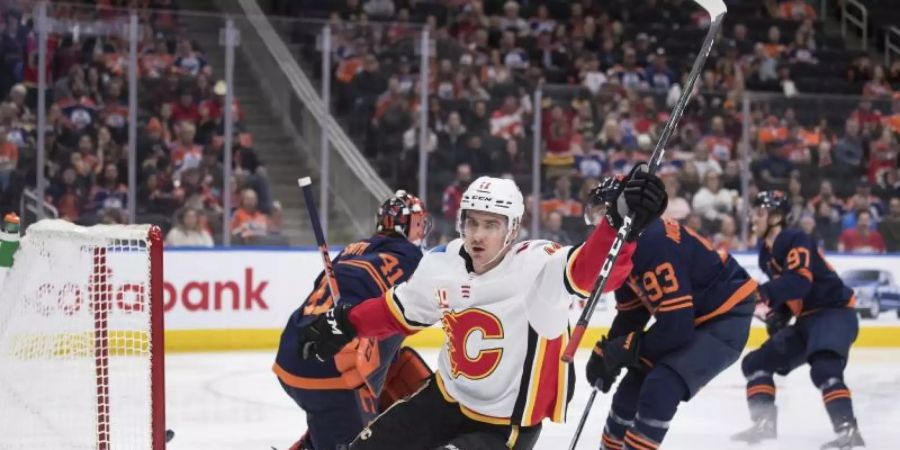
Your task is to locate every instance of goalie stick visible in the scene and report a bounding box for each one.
[562,0,728,362]
[298,177,342,304]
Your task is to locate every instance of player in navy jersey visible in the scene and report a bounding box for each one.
[584,176,757,450]
[273,191,432,450]
[733,191,865,449]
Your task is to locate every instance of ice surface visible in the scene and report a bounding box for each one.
[165,348,900,449]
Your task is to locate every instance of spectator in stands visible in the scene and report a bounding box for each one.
[692,140,723,179]
[712,215,745,252]
[166,207,214,247]
[864,65,893,99]
[798,213,824,247]
[844,180,884,225]
[456,134,493,174]
[541,175,581,218]
[231,188,272,244]
[580,54,608,94]
[6,84,31,122]
[839,210,886,253]
[615,47,647,90]
[701,115,734,162]
[757,141,795,191]
[732,23,754,54]
[692,171,737,223]
[722,160,743,193]
[662,172,691,221]
[173,39,208,77]
[490,95,524,141]
[868,127,897,185]
[441,163,470,224]
[541,210,573,246]
[87,163,128,222]
[171,88,200,126]
[438,111,469,159]
[543,104,575,157]
[170,122,203,178]
[851,98,882,135]
[492,138,528,176]
[47,167,87,222]
[787,27,817,65]
[402,114,437,156]
[678,159,702,200]
[878,197,900,252]
[138,172,180,219]
[815,200,843,251]
[495,1,528,35]
[875,167,900,201]
[770,0,817,21]
[0,125,17,192]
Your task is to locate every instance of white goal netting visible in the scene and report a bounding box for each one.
[0,220,164,449]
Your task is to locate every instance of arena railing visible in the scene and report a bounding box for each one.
[842,0,869,51]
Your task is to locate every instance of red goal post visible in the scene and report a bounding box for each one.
[0,220,165,449]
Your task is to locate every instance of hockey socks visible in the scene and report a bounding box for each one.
[603,366,685,450]
[809,352,860,435]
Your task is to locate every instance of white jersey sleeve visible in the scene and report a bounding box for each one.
[513,240,586,339]
[384,248,444,332]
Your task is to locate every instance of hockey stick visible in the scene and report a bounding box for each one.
[298,177,342,304]
[562,0,728,362]
[567,380,603,450]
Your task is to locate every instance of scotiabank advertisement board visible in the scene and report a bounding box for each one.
[162,249,331,331]
[161,249,900,333]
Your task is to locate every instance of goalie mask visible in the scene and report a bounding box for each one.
[376,190,431,246]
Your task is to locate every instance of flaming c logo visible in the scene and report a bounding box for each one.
[441,308,504,380]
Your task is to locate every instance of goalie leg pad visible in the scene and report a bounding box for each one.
[378,346,433,411]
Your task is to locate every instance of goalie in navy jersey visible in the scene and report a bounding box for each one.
[273,191,433,450]
[732,191,865,450]
[584,175,757,450]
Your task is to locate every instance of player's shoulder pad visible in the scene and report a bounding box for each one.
[774,227,814,254]
[633,219,675,255]
[513,239,567,258]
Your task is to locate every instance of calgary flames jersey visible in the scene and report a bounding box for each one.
[367,221,633,427]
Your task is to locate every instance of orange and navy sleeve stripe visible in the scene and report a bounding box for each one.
[339,259,389,294]
[656,295,693,313]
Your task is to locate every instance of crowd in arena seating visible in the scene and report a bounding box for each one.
[0,1,284,246]
[270,0,900,252]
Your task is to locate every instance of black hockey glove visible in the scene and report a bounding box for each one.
[585,332,643,393]
[298,303,357,361]
[765,304,792,338]
[609,164,668,241]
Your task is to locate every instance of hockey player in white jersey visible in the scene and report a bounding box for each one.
[297,166,667,449]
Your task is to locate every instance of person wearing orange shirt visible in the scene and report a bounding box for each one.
[776,0,817,21]
[231,188,271,243]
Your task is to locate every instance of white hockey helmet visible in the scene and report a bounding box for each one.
[456,176,525,241]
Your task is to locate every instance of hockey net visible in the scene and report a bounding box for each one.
[0,220,165,449]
